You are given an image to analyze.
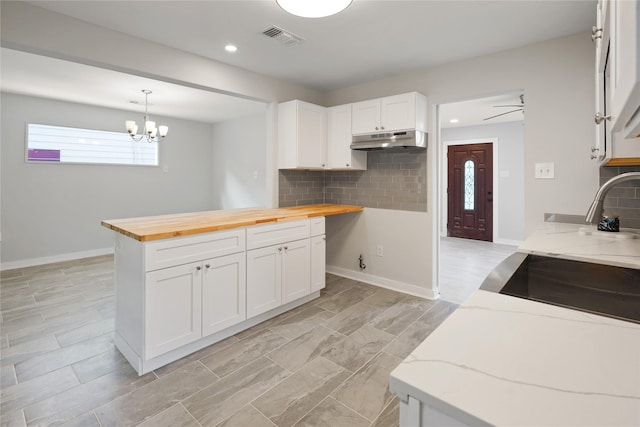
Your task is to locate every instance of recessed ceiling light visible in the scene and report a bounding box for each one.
[225,44,238,53]
[450,119,459,124]
[276,0,352,18]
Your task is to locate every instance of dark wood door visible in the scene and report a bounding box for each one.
[447,143,493,242]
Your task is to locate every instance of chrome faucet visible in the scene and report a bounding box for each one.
[585,172,640,224]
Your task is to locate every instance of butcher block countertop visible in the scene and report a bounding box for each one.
[101,204,364,242]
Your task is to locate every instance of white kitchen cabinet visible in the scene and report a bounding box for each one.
[327,104,367,170]
[351,92,427,135]
[145,251,246,359]
[611,0,640,140]
[310,216,326,293]
[281,239,311,304]
[310,234,326,293]
[145,262,202,359]
[246,244,282,318]
[247,238,311,317]
[594,0,640,161]
[202,252,246,337]
[278,100,327,169]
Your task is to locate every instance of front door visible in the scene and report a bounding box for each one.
[447,143,493,242]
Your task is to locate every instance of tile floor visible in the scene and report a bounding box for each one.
[0,255,458,427]
[439,237,517,304]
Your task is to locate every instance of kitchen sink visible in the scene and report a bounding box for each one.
[482,254,640,323]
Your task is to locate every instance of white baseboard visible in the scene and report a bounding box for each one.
[326,265,439,300]
[493,238,523,247]
[1,247,114,271]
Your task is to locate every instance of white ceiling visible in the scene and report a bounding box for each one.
[440,92,524,129]
[1,1,596,126]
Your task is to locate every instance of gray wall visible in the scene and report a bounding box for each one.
[442,121,525,243]
[1,93,215,266]
[601,166,640,229]
[278,150,427,212]
[211,111,268,209]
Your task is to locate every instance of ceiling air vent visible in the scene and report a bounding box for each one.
[262,26,303,46]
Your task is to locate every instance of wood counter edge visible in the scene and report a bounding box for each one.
[101,204,364,242]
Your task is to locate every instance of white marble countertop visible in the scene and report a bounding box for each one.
[390,221,640,425]
[518,222,640,269]
[390,290,640,426]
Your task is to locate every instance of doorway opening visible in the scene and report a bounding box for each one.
[436,91,525,304]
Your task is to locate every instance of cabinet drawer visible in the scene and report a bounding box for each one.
[246,219,310,250]
[145,229,245,272]
[310,217,325,236]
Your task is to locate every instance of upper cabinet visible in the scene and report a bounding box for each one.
[278,100,327,169]
[351,92,427,135]
[327,104,366,170]
[594,0,640,162]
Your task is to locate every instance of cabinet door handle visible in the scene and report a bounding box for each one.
[278,247,282,252]
[284,246,288,251]
[375,127,379,131]
[322,236,326,241]
[346,163,350,167]
[591,26,602,41]
[380,126,385,130]
[205,264,211,269]
[196,266,202,271]
[595,112,611,124]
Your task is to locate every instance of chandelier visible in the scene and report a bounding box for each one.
[276,0,352,18]
[125,90,168,143]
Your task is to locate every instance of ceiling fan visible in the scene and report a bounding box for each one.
[483,94,524,121]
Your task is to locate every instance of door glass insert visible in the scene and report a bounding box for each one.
[464,160,474,210]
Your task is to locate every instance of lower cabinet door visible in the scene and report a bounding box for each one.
[282,239,311,305]
[145,262,202,359]
[310,235,326,293]
[202,252,246,337]
[247,245,282,318]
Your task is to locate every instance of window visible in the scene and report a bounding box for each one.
[464,159,474,210]
[26,123,158,166]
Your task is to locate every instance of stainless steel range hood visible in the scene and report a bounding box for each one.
[350,130,427,151]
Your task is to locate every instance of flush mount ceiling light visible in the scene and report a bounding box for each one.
[450,118,460,124]
[276,0,352,18]
[225,44,238,52]
[125,90,168,143]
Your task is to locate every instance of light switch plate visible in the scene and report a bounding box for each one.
[535,162,555,179]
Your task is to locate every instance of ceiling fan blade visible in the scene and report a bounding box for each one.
[483,108,523,121]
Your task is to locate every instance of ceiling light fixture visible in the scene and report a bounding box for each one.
[450,118,459,124]
[276,0,352,18]
[125,90,168,143]
[225,44,238,52]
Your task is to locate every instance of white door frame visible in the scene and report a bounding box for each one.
[440,137,500,243]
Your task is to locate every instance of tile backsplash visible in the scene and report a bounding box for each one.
[600,165,640,229]
[279,149,427,212]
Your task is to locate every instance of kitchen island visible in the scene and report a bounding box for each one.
[390,221,640,426]
[102,204,363,375]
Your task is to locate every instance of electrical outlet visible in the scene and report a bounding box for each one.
[163,165,169,173]
[376,245,383,257]
[534,162,554,179]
